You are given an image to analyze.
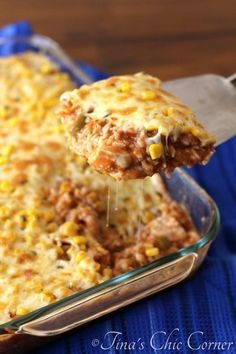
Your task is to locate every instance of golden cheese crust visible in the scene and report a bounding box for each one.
[60,73,215,179]
[0,55,199,325]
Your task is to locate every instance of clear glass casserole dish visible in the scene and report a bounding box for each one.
[0,35,220,353]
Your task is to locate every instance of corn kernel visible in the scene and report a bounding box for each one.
[2,144,14,157]
[40,64,54,75]
[56,247,64,256]
[26,219,37,229]
[16,306,29,316]
[43,209,55,222]
[11,284,19,293]
[94,262,101,271]
[0,106,6,119]
[0,302,7,311]
[25,102,35,111]
[159,124,169,136]
[59,221,77,237]
[4,219,14,229]
[190,126,206,139]
[4,231,17,242]
[41,290,55,303]
[43,98,58,108]
[85,273,97,283]
[162,106,174,116]
[9,307,16,317]
[0,181,12,192]
[0,156,8,165]
[66,246,74,257]
[52,124,64,133]
[79,257,91,268]
[145,120,159,131]
[47,222,58,232]
[0,263,6,272]
[190,127,200,135]
[142,211,155,224]
[75,251,87,263]
[141,90,156,100]
[145,247,159,257]
[119,82,131,93]
[57,287,71,297]
[25,208,37,218]
[96,245,107,254]
[72,236,86,245]
[59,180,71,193]
[7,118,18,127]
[0,206,11,219]
[148,143,163,159]
[24,233,34,247]
[76,268,86,277]
[27,279,42,292]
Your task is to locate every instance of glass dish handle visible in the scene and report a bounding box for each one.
[227,73,236,86]
[16,253,198,337]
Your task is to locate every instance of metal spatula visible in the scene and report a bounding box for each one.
[163,74,236,145]
[37,32,235,145]
[36,33,235,146]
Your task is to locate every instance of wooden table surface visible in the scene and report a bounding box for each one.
[0,0,235,80]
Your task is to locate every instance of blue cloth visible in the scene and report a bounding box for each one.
[0,21,33,38]
[1,22,236,354]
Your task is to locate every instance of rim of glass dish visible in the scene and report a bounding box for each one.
[1,170,220,332]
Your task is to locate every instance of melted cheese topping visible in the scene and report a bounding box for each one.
[0,53,177,324]
[0,53,119,323]
[60,72,215,144]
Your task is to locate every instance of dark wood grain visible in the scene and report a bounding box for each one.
[0,0,235,79]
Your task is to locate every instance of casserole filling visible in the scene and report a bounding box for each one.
[59,73,215,179]
[0,52,199,324]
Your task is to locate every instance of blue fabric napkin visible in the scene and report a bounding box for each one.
[1,22,236,354]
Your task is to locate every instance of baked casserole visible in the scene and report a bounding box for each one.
[59,73,215,179]
[0,52,200,325]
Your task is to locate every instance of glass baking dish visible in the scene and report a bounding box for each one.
[0,35,220,353]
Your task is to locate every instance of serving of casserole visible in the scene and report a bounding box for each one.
[0,35,219,353]
[59,73,215,180]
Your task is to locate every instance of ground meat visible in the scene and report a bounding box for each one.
[47,177,199,278]
[48,179,102,239]
[112,202,199,276]
[65,118,214,179]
